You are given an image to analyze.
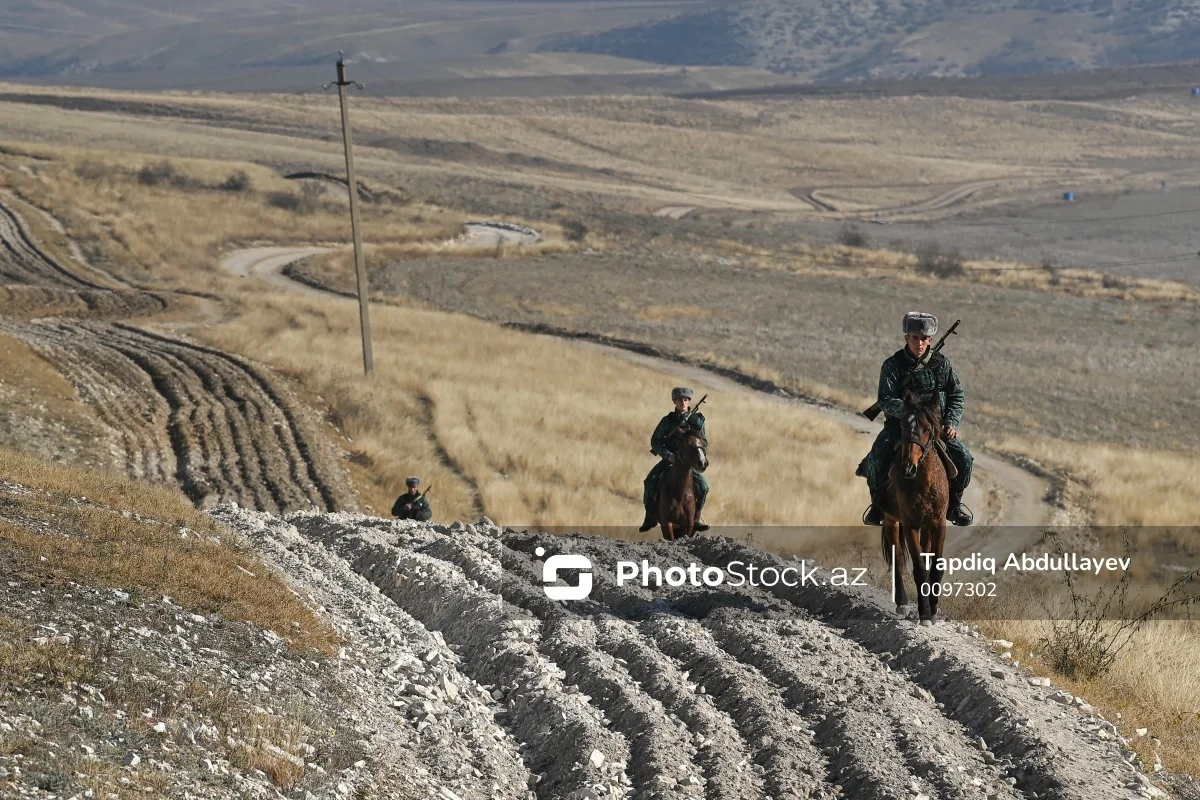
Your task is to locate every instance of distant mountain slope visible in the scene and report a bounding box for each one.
[545,0,1200,80]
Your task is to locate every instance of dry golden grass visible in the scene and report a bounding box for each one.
[0,143,468,293]
[964,437,1200,778]
[6,83,1200,221]
[716,240,1198,304]
[969,614,1200,778]
[202,290,865,527]
[988,436,1200,526]
[0,447,338,654]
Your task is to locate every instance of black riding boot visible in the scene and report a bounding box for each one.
[638,504,657,533]
[694,497,710,532]
[947,490,973,526]
[862,489,886,526]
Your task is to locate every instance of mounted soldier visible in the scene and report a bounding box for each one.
[858,312,974,527]
[391,476,433,522]
[639,387,710,533]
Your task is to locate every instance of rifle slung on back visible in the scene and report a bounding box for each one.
[861,320,960,422]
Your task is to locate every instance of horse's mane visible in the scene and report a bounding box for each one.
[904,392,943,426]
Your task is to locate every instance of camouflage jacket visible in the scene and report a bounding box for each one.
[877,347,964,428]
[650,411,707,461]
[391,492,432,522]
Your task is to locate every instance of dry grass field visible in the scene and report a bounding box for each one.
[2,81,1199,783]
[202,289,866,526]
[0,447,337,654]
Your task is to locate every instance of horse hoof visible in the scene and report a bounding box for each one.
[920,619,933,627]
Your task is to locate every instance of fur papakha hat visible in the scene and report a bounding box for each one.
[405,476,420,488]
[902,312,938,338]
[671,386,694,400]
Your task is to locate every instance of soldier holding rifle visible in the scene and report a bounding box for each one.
[857,312,974,526]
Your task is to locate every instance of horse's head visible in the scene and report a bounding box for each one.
[676,429,708,473]
[898,390,942,480]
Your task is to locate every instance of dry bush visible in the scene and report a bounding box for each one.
[0,448,338,654]
[915,241,965,278]
[136,159,198,189]
[837,224,868,248]
[561,218,588,242]
[220,169,252,192]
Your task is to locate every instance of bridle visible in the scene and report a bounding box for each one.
[897,403,939,475]
[674,429,708,472]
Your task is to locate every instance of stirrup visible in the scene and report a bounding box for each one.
[694,518,710,532]
[948,503,973,526]
[862,504,884,526]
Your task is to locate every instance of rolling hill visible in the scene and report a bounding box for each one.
[4,0,1200,90]
[545,0,1200,81]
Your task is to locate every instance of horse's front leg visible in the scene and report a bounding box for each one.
[905,526,932,623]
[660,521,675,542]
[885,520,908,615]
[926,522,947,620]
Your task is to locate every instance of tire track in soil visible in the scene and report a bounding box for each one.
[416,534,709,799]
[488,540,768,800]
[0,197,354,513]
[261,508,1154,800]
[212,508,535,800]
[677,535,1139,800]
[289,516,632,800]
[417,393,487,519]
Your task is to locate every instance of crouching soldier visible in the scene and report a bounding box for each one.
[391,476,432,521]
[857,312,974,526]
[639,387,710,533]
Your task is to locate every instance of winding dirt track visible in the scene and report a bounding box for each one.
[232,508,1148,800]
[0,199,353,513]
[221,247,1055,539]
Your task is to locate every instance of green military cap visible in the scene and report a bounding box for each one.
[902,312,938,337]
[671,387,693,400]
[405,476,420,488]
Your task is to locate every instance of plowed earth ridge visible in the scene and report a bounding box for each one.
[0,197,354,513]
[239,507,1149,800]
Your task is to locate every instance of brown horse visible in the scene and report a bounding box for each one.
[881,391,950,625]
[658,429,708,541]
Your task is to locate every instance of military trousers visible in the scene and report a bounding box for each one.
[643,459,709,509]
[858,421,973,498]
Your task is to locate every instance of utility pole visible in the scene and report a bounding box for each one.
[325,52,374,376]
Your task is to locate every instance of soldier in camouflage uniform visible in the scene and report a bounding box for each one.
[639,387,710,533]
[858,312,974,527]
[391,476,433,522]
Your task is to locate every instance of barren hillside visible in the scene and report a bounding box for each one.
[548,0,1200,80]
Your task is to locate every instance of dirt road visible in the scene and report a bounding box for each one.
[222,246,1055,544]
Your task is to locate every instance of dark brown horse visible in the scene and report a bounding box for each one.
[881,391,950,624]
[658,429,708,541]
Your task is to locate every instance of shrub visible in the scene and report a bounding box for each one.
[837,224,867,248]
[1038,532,1200,679]
[561,219,588,242]
[267,191,305,212]
[74,160,119,182]
[915,242,965,278]
[220,170,252,192]
[136,160,196,189]
[1041,257,1061,286]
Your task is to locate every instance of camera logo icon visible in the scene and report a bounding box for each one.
[536,546,593,600]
